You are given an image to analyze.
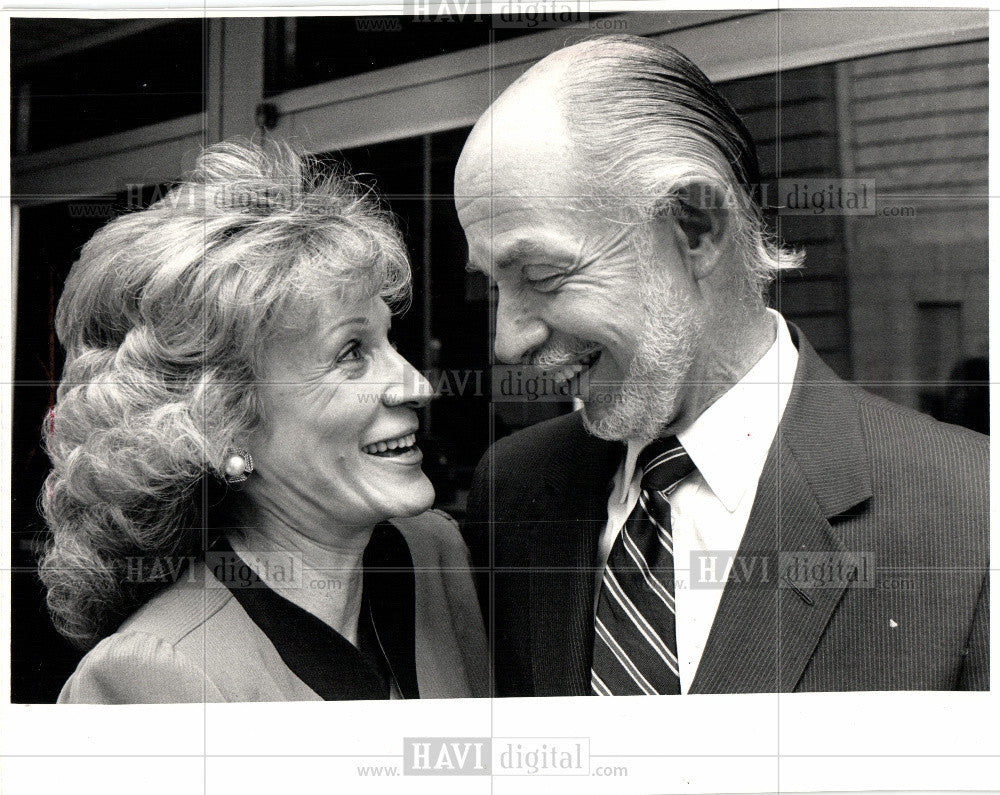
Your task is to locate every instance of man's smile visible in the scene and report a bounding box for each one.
[539,348,602,386]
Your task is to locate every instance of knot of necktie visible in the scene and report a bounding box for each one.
[637,436,696,494]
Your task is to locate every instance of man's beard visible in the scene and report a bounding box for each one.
[582,274,703,442]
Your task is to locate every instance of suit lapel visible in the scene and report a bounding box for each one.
[691,327,873,693]
[689,435,863,692]
[528,412,620,697]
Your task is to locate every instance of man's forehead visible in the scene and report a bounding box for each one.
[455,139,579,195]
[459,189,582,214]
[463,219,617,279]
[456,75,577,194]
[455,177,592,251]
[463,191,586,234]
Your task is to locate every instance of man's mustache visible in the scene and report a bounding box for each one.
[529,340,601,369]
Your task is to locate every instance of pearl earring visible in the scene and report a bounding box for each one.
[222,448,254,483]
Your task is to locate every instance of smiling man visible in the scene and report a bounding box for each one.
[455,35,988,695]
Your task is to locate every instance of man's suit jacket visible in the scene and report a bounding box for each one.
[59,510,490,703]
[463,327,989,694]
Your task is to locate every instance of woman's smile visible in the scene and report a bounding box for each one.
[361,430,419,458]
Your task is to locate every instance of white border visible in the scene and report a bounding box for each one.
[2,4,996,795]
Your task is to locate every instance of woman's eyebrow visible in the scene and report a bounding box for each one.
[323,315,370,335]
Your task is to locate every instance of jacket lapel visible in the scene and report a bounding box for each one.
[691,327,873,693]
[528,412,620,696]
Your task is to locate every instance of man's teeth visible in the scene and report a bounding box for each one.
[362,433,416,455]
[544,351,600,383]
[551,361,584,383]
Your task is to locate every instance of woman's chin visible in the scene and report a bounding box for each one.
[384,476,436,520]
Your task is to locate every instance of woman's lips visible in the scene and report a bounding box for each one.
[361,431,422,465]
[361,432,416,455]
[364,445,423,465]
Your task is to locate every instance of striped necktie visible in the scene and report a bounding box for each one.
[591,437,696,696]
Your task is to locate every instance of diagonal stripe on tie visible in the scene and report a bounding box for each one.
[591,670,613,696]
[639,492,674,555]
[595,612,679,694]
[643,448,688,473]
[620,527,674,611]
[638,491,670,536]
[594,618,657,695]
[592,436,695,696]
[603,570,679,672]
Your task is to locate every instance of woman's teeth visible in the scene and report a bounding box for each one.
[362,433,416,456]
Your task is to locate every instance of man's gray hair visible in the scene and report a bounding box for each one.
[557,35,803,302]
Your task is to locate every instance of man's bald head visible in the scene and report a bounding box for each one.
[454,47,579,205]
[457,34,801,303]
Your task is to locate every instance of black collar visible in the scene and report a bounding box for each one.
[208,523,418,700]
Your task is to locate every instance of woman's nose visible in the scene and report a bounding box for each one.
[382,354,434,409]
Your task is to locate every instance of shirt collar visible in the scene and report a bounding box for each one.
[618,310,798,512]
[210,524,418,700]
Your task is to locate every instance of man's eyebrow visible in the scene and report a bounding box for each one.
[494,239,553,270]
[465,239,567,275]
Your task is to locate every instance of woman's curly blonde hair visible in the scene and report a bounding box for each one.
[38,138,412,648]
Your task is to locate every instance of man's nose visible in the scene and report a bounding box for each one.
[494,294,548,364]
[382,353,434,408]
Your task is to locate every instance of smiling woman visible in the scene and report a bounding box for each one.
[249,296,436,535]
[41,138,488,703]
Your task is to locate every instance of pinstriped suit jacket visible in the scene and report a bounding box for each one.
[463,326,989,694]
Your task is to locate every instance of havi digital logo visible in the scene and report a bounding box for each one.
[404,737,491,775]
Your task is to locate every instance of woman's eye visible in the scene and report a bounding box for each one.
[336,340,363,363]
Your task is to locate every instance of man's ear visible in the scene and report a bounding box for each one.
[655,181,731,281]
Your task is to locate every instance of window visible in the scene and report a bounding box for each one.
[263,15,613,94]
[11,19,205,152]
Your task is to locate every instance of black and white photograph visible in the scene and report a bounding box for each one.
[2,4,995,793]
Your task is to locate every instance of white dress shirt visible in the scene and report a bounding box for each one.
[596,309,799,694]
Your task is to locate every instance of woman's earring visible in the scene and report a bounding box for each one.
[223,448,254,484]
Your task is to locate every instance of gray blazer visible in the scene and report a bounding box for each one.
[59,510,490,703]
